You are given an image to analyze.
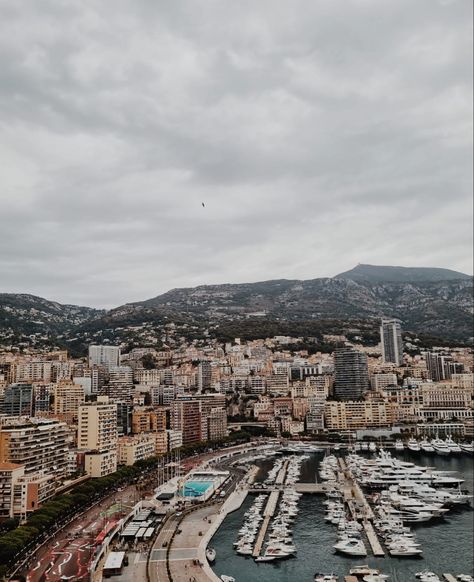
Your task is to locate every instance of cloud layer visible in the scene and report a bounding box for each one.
[1,0,472,307]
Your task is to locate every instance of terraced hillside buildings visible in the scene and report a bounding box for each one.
[0,330,472,517]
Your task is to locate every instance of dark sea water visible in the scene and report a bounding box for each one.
[210,451,474,582]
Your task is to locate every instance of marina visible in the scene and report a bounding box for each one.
[210,449,474,582]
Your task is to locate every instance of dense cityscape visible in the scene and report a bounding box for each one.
[1,1,472,582]
[0,314,472,581]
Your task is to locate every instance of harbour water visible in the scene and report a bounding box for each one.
[211,451,474,582]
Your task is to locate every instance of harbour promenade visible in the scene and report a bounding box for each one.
[148,480,250,582]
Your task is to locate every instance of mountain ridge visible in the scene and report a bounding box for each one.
[1,265,472,350]
[335,263,471,283]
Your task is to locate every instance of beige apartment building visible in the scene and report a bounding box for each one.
[452,373,474,389]
[207,408,228,441]
[78,397,118,477]
[324,401,394,430]
[117,434,156,465]
[0,417,70,482]
[0,463,56,520]
[53,381,85,421]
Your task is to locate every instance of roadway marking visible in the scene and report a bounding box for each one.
[149,548,198,562]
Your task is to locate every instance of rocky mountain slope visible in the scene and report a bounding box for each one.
[0,294,103,349]
[1,265,472,351]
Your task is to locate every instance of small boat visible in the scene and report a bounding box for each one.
[415,572,441,582]
[350,566,380,576]
[255,554,276,562]
[461,442,474,454]
[333,538,367,556]
[221,576,236,582]
[369,442,377,452]
[315,575,338,582]
[206,547,216,563]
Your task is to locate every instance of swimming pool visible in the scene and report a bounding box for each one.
[182,480,215,497]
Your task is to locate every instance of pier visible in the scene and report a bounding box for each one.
[294,483,329,494]
[252,491,280,557]
[252,461,288,557]
[363,520,385,557]
[332,458,384,556]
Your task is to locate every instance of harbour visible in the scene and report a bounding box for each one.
[210,450,474,582]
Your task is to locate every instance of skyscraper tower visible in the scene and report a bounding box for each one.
[334,347,369,401]
[380,319,403,365]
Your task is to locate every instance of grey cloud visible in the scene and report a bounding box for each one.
[0,0,472,307]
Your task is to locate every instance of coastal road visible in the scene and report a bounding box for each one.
[26,485,138,582]
[148,504,222,582]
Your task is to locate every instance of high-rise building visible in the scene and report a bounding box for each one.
[53,381,85,421]
[116,401,133,436]
[106,366,133,401]
[197,361,212,392]
[0,417,70,481]
[1,383,33,416]
[207,408,228,441]
[78,397,118,477]
[380,319,403,365]
[33,383,53,414]
[334,347,369,401]
[88,345,121,369]
[171,399,202,445]
[425,352,456,382]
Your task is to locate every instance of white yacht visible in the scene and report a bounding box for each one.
[431,438,450,455]
[350,566,380,576]
[388,541,422,556]
[394,439,404,451]
[461,442,474,454]
[420,439,434,453]
[221,576,236,582]
[333,537,367,556]
[445,436,462,454]
[369,442,377,452]
[206,547,216,562]
[407,438,421,453]
[415,570,441,582]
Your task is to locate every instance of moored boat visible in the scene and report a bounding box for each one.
[333,537,367,556]
[407,438,421,453]
[206,547,216,563]
[431,438,450,456]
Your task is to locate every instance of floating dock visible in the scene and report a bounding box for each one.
[363,520,385,557]
[252,489,281,556]
[443,575,458,582]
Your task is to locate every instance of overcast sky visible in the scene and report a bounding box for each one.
[1,0,472,308]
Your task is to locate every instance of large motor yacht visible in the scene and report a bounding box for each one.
[431,438,450,455]
[407,438,421,453]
